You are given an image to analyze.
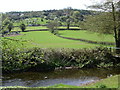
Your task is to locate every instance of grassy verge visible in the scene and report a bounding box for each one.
[81,74,119,88]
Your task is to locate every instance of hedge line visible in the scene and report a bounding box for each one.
[2,47,120,73]
[57,35,115,45]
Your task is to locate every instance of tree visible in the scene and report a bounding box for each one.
[72,11,84,26]
[7,22,13,32]
[63,7,73,30]
[83,0,120,53]
[47,20,59,34]
[20,23,26,32]
[0,15,14,37]
[66,18,70,30]
[2,17,13,32]
[0,14,2,30]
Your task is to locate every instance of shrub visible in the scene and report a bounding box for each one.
[2,40,120,73]
[96,84,107,88]
[20,23,26,32]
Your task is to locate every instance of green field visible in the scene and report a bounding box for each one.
[13,26,48,31]
[58,26,80,29]
[12,26,80,32]
[59,30,115,43]
[7,31,110,49]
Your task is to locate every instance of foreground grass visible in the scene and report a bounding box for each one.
[59,30,115,43]
[81,74,119,88]
[1,74,119,89]
[7,31,106,48]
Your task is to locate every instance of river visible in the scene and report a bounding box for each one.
[2,68,120,87]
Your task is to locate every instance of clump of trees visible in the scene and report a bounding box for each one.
[0,16,14,36]
[6,8,90,28]
[81,0,120,54]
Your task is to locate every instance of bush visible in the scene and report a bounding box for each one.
[20,23,26,32]
[2,39,120,73]
[96,84,107,88]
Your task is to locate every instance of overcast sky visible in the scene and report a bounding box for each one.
[0,0,119,12]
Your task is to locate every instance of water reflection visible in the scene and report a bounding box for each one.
[2,68,120,87]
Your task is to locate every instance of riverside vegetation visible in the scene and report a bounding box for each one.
[2,38,120,73]
[1,1,120,88]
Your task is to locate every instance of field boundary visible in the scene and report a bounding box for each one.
[2,29,115,45]
[57,34,115,45]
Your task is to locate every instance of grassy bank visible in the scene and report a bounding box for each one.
[81,74,119,88]
[45,74,120,88]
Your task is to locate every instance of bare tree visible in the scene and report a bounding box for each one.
[87,0,120,53]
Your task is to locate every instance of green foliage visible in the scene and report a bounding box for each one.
[86,1,120,54]
[1,17,14,36]
[7,22,14,32]
[4,9,93,28]
[96,84,107,88]
[47,21,59,34]
[2,39,45,73]
[2,38,29,72]
[81,13,115,34]
[2,44,120,73]
[20,23,26,32]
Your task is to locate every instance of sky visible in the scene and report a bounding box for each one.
[0,0,118,12]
